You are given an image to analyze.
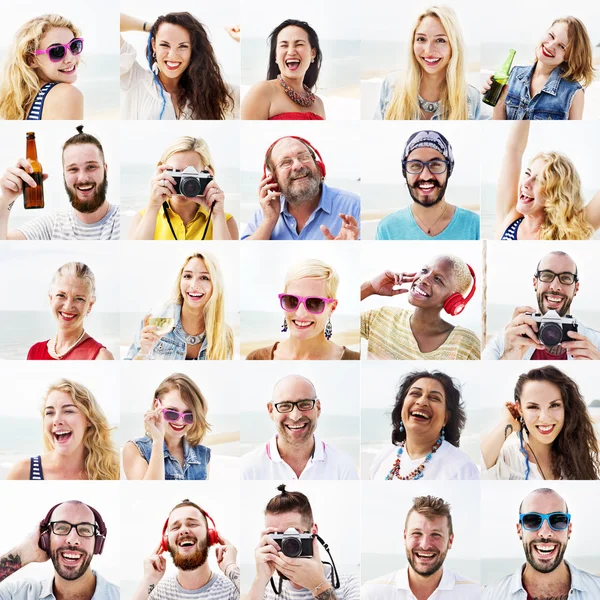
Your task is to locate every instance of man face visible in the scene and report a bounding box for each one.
[268,375,321,446]
[404,512,453,578]
[404,147,449,208]
[533,254,579,317]
[517,491,571,574]
[167,506,210,571]
[48,502,96,581]
[63,143,108,214]
[270,138,321,206]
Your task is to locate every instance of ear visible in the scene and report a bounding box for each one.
[516,522,522,537]
[27,54,38,68]
[87,297,96,315]
[316,399,322,417]
[568,521,572,536]
[311,47,316,61]
[330,300,338,314]
[443,410,450,427]
[533,276,538,291]
[267,403,275,421]
[311,523,318,535]
[447,533,454,550]
[151,38,156,54]
[403,529,407,543]
[574,281,579,296]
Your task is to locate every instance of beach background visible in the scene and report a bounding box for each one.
[239,242,360,358]
[240,361,360,472]
[241,0,361,120]
[0,242,120,360]
[1,2,120,120]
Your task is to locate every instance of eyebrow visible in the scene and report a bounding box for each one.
[415,32,448,37]
[170,518,201,528]
[65,161,100,169]
[182,270,209,275]
[45,403,77,411]
[409,386,443,398]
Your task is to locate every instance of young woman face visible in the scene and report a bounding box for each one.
[154,388,194,440]
[517,157,546,217]
[408,258,458,311]
[33,26,81,84]
[282,277,337,342]
[413,16,452,76]
[275,25,316,81]
[44,390,90,455]
[400,377,449,443]
[519,380,565,446]
[179,257,213,311]
[537,22,569,69]
[48,275,94,332]
[153,23,192,80]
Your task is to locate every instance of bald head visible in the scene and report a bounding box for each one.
[266,137,317,174]
[50,500,95,523]
[272,375,317,403]
[519,488,569,516]
[536,251,578,277]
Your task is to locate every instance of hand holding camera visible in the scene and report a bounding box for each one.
[501,305,545,360]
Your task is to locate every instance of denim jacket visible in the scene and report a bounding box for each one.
[504,64,582,120]
[125,304,208,360]
[374,71,481,120]
[133,435,210,480]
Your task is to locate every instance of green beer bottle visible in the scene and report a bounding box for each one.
[483,49,516,107]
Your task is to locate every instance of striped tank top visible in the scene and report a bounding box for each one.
[26,82,57,120]
[501,217,523,240]
[30,455,44,480]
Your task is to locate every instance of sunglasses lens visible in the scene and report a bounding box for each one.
[522,514,543,530]
[183,413,194,424]
[280,294,299,311]
[163,410,179,422]
[70,39,83,55]
[48,46,67,62]
[549,514,569,530]
[305,297,325,313]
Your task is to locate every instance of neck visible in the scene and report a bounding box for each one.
[520,213,545,235]
[285,192,321,222]
[181,305,206,336]
[405,433,441,459]
[279,73,307,94]
[277,433,315,465]
[177,563,212,591]
[410,307,446,330]
[55,327,85,351]
[48,446,88,479]
[282,333,332,360]
[53,568,96,600]
[411,199,447,217]
[522,561,570,593]
[533,61,556,79]
[407,565,443,599]
[164,434,185,455]
[74,201,110,225]
[169,197,200,225]
[158,71,181,94]
[419,71,446,100]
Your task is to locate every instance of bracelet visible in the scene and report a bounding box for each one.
[310,580,329,595]
[143,22,148,32]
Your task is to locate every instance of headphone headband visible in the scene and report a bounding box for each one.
[263,136,326,178]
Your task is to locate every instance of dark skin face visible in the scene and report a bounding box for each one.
[407,258,459,312]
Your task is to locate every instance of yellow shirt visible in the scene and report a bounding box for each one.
[140,202,233,241]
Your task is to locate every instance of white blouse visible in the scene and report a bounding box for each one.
[482,432,543,480]
[370,440,480,480]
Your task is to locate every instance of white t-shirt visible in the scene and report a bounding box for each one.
[362,567,480,600]
[17,204,120,240]
[241,434,359,480]
[370,441,480,480]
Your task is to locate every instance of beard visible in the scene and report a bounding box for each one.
[406,178,448,208]
[51,546,93,581]
[64,173,108,214]
[279,168,321,206]
[169,537,209,571]
[406,546,448,578]
[524,538,567,574]
[536,290,574,318]
[277,417,317,446]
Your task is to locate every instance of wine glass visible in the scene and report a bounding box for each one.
[146,304,176,360]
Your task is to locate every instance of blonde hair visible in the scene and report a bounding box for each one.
[0,14,81,120]
[284,259,339,298]
[151,373,211,446]
[50,262,96,297]
[158,136,215,174]
[385,5,469,120]
[42,379,119,480]
[170,252,233,360]
[531,152,594,241]
[434,255,472,295]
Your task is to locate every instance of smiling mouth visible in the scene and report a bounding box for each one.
[533,542,558,558]
[414,550,438,560]
[59,64,77,74]
[411,283,430,298]
[541,45,555,59]
[165,61,182,70]
[60,550,84,564]
[519,192,535,204]
[544,294,565,309]
[410,410,431,422]
[54,430,73,443]
[285,59,301,71]
[422,57,442,66]
[292,320,314,329]
[76,183,95,195]
[536,424,556,435]
[285,422,309,432]
[178,537,197,548]
[59,311,77,321]
[187,292,204,301]
[169,423,186,432]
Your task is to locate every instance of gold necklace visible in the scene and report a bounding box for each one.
[50,330,86,360]
[412,203,448,236]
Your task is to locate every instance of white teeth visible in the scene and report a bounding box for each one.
[287,424,307,429]
[166,61,181,67]
[63,553,81,559]
[416,552,435,557]
[413,286,428,297]
[418,183,434,189]
[536,544,556,553]
[61,65,76,73]
[537,425,554,432]
[423,58,441,64]
[294,321,312,327]
[77,185,93,191]
[188,293,203,297]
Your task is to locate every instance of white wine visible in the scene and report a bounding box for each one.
[148,317,175,336]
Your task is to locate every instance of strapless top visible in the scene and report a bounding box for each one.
[269,112,324,120]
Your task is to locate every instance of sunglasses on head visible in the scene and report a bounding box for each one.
[35,38,84,63]
[156,398,194,425]
[278,293,335,315]
[519,512,571,532]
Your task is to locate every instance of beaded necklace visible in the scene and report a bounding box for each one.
[48,330,86,360]
[385,435,444,480]
[277,75,316,107]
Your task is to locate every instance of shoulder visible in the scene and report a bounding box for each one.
[241,443,270,476]
[324,184,360,208]
[440,442,480,477]
[242,80,275,115]
[43,84,83,119]
[482,572,517,598]
[451,326,480,344]
[568,562,600,590]
[125,437,151,456]
[466,83,481,102]
[340,347,360,360]
[370,445,397,479]
[455,206,480,222]
[27,340,48,358]
[245,344,275,360]
[6,457,31,480]
[93,571,120,597]
[380,208,410,226]
[363,570,398,589]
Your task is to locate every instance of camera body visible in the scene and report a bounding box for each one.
[528,310,578,346]
[270,528,314,558]
[163,166,213,197]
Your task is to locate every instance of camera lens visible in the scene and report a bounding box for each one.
[538,322,562,347]
[180,176,202,198]
[281,537,302,557]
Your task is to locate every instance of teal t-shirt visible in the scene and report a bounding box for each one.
[376,206,480,240]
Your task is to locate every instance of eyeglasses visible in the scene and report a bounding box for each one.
[535,270,577,285]
[279,294,335,315]
[519,512,571,532]
[35,38,84,63]
[273,399,317,413]
[403,159,449,175]
[276,152,314,171]
[156,398,194,424]
[50,521,96,537]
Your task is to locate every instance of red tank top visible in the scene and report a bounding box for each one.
[269,112,324,120]
[531,348,568,360]
[27,337,105,360]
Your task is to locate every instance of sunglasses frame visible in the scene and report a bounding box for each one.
[35,38,84,63]
[155,397,194,424]
[519,512,571,532]
[278,293,336,315]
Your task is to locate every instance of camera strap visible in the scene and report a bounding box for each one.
[162,199,217,241]
[201,200,217,241]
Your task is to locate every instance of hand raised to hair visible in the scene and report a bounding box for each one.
[370,271,417,296]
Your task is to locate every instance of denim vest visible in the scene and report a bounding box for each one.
[133,435,210,480]
[505,64,582,120]
[125,304,208,360]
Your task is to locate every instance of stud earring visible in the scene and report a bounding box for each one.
[281,318,288,333]
[324,318,333,340]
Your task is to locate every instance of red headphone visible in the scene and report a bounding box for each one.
[39,502,107,556]
[263,136,326,179]
[443,265,476,316]
[159,501,220,554]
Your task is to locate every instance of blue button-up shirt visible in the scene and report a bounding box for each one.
[241,183,361,240]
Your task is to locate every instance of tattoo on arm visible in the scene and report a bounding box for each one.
[7,201,15,211]
[504,424,513,439]
[314,588,338,600]
[225,564,240,593]
[0,553,22,582]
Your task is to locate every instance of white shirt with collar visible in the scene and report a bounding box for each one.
[482,560,600,599]
[0,571,119,600]
[362,566,481,600]
[240,434,359,480]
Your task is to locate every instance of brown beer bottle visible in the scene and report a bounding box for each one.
[23,132,44,209]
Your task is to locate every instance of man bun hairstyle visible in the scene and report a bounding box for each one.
[265,484,314,528]
[62,124,105,162]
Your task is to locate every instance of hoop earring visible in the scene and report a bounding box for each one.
[281,318,288,333]
[324,318,333,341]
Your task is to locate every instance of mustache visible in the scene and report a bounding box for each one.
[407,179,442,190]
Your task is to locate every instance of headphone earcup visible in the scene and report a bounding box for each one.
[161,534,169,553]
[317,160,326,178]
[444,293,465,316]
[38,528,50,554]
[208,529,220,546]
[94,536,105,555]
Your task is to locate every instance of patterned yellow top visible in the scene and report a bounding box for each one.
[361,307,481,360]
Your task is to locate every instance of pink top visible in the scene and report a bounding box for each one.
[27,337,106,360]
[269,112,324,120]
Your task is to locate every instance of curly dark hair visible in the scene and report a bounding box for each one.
[391,371,466,447]
[514,366,599,480]
[266,19,322,90]
[147,12,233,120]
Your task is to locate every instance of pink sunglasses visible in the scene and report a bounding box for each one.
[155,398,194,424]
[278,293,336,315]
[35,38,84,63]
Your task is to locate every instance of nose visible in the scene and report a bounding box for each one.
[538,519,554,538]
[289,405,303,420]
[65,527,81,546]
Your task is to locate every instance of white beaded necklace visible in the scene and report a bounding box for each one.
[49,330,86,360]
